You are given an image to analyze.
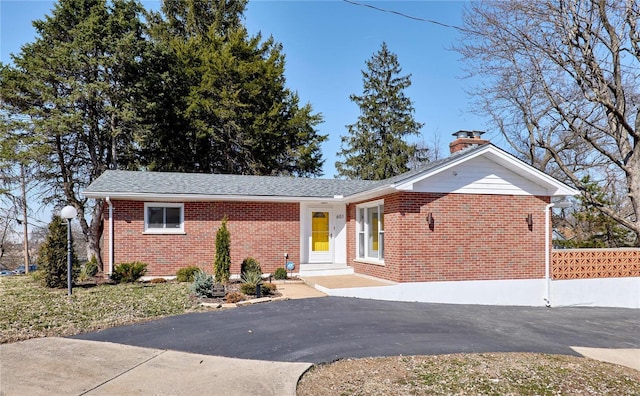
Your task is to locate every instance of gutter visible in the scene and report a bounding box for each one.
[105,196,114,275]
[544,202,555,307]
[84,192,345,203]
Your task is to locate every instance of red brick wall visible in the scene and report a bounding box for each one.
[103,200,300,276]
[348,192,549,283]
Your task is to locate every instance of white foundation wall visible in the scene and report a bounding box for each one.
[550,277,640,308]
[316,278,640,308]
[316,279,548,307]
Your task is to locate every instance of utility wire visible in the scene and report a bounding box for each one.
[342,0,475,34]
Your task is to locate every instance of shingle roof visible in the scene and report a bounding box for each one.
[83,144,489,199]
[84,170,379,198]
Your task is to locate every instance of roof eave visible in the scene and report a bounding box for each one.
[82,191,344,203]
[393,145,580,197]
[342,185,396,203]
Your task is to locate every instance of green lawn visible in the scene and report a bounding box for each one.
[0,274,204,343]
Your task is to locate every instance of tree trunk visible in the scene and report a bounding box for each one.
[626,148,640,246]
[77,200,104,272]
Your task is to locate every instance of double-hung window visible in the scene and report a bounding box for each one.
[144,203,184,233]
[357,201,384,262]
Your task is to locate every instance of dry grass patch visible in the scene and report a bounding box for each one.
[0,274,206,343]
[297,353,640,395]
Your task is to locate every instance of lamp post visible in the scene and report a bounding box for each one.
[544,199,572,307]
[61,205,78,296]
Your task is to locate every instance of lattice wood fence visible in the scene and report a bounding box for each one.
[552,248,640,280]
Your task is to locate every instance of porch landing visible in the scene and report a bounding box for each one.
[301,274,396,289]
[298,263,355,277]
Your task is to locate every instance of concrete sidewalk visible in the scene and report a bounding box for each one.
[571,347,640,371]
[276,281,327,299]
[302,274,395,289]
[0,338,312,395]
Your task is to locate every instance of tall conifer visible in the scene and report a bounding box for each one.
[336,42,426,180]
[145,0,327,176]
[0,0,151,270]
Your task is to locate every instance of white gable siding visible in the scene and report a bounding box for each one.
[410,156,549,195]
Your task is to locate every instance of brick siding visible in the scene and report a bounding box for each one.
[103,201,300,276]
[347,192,549,283]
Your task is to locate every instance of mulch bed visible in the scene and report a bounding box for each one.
[195,280,283,305]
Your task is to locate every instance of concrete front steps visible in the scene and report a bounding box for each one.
[297,263,354,277]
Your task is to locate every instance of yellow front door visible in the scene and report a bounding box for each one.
[312,211,329,252]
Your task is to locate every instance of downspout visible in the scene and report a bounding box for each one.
[544,203,554,307]
[105,197,114,275]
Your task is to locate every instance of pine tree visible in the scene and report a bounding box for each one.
[214,216,231,283]
[37,216,79,288]
[144,0,327,176]
[336,42,426,180]
[0,0,151,271]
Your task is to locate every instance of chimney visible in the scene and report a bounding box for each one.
[449,130,489,154]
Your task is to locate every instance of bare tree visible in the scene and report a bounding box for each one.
[457,0,639,245]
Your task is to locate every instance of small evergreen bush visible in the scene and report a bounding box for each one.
[214,216,231,283]
[274,267,288,280]
[190,270,214,298]
[111,261,147,283]
[176,266,201,282]
[37,215,80,288]
[240,257,261,277]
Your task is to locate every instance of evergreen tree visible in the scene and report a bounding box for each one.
[144,0,327,176]
[214,216,231,283]
[336,42,426,180]
[37,215,79,288]
[0,0,152,270]
[556,176,635,248]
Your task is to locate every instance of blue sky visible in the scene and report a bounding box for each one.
[1,0,496,179]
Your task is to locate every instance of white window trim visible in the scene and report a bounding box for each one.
[356,200,384,264]
[143,202,185,234]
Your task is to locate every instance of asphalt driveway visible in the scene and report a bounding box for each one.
[72,297,639,364]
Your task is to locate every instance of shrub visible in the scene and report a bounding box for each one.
[240,281,276,296]
[190,270,214,298]
[240,283,255,295]
[37,215,80,288]
[176,266,201,282]
[241,270,264,295]
[111,261,147,283]
[240,257,261,277]
[29,269,46,283]
[84,256,99,277]
[225,291,244,303]
[274,267,288,280]
[262,282,276,295]
[78,256,100,282]
[150,278,167,284]
[241,270,262,285]
[214,216,231,283]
